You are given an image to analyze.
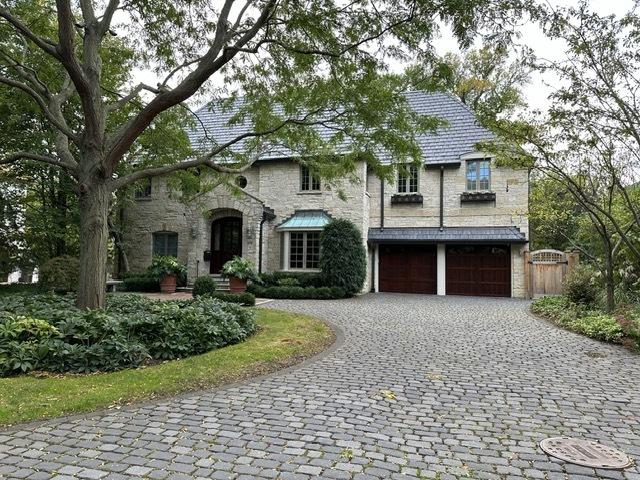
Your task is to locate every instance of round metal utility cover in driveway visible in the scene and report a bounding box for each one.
[540,437,633,469]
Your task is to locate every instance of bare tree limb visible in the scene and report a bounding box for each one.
[97,0,120,38]
[106,82,161,112]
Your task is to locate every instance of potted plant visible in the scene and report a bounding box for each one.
[149,255,187,294]
[222,256,258,293]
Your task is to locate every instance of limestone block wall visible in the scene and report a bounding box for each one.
[366,160,530,298]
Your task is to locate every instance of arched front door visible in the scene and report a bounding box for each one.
[210,217,242,273]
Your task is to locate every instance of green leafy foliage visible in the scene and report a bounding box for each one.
[192,276,217,297]
[222,257,259,282]
[38,256,79,293]
[531,295,627,345]
[248,285,346,300]
[564,265,599,307]
[319,219,366,295]
[572,314,623,343]
[0,293,256,376]
[149,256,187,281]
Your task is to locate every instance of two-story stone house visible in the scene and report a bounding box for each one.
[122,91,529,297]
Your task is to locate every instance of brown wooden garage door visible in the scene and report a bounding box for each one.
[379,245,437,294]
[446,245,511,297]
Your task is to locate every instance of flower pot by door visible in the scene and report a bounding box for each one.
[229,276,247,293]
[160,274,177,294]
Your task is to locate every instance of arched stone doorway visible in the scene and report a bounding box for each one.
[210,215,243,273]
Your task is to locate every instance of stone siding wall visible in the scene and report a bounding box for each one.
[122,157,528,296]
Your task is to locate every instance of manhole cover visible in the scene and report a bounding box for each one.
[540,437,632,469]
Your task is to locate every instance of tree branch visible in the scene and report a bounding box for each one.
[112,105,332,189]
[0,7,60,58]
[104,0,277,171]
[0,151,77,172]
[0,74,78,141]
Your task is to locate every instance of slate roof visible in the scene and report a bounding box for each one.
[275,210,332,230]
[368,226,527,244]
[188,91,493,165]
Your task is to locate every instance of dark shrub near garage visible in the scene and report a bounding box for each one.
[319,219,366,295]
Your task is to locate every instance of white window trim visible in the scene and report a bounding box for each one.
[281,229,323,271]
[397,164,419,194]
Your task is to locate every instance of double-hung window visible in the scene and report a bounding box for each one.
[152,231,178,257]
[397,165,419,193]
[300,165,321,191]
[466,159,491,191]
[288,231,320,270]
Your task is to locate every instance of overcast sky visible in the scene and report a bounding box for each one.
[431,0,635,112]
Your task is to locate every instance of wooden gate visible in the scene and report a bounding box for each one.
[525,249,579,298]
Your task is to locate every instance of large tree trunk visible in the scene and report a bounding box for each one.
[77,179,110,309]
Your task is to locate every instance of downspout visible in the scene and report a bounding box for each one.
[258,212,266,274]
[439,166,444,231]
[380,179,385,229]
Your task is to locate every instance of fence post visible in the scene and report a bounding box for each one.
[566,250,580,275]
[524,250,532,299]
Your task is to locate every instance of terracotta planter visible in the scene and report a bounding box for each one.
[160,273,177,294]
[229,276,247,293]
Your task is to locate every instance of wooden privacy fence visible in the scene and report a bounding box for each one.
[524,249,580,299]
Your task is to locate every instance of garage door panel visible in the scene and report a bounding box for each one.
[446,245,511,297]
[379,245,436,294]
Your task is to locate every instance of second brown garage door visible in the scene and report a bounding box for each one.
[446,245,511,297]
[379,245,437,294]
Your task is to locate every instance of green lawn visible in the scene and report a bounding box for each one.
[0,308,333,426]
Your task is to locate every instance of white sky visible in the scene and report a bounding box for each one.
[432,0,635,112]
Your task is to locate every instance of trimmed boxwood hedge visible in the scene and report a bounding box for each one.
[249,284,346,299]
[192,276,217,297]
[0,293,256,376]
[198,291,255,306]
[123,275,160,292]
[258,271,325,288]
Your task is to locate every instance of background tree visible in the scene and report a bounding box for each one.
[491,1,640,310]
[406,44,531,127]
[0,0,525,308]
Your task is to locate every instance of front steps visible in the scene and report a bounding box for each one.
[181,274,230,292]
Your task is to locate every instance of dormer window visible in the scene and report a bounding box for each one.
[466,159,491,191]
[397,164,419,193]
[300,165,321,191]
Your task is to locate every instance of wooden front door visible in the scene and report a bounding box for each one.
[379,245,437,294]
[210,217,242,273]
[446,245,511,297]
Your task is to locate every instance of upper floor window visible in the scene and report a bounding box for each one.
[134,178,152,199]
[152,231,178,257]
[466,159,491,191]
[397,165,419,193]
[300,165,321,191]
[289,231,320,269]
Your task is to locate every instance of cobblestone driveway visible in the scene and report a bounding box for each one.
[1,294,640,480]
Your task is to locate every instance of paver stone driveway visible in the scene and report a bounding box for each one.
[1,294,639,479]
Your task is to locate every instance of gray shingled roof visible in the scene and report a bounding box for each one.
[368,226,527,244]
[188,91,493,165]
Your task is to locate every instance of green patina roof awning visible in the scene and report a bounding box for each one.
[275,210,332,230]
